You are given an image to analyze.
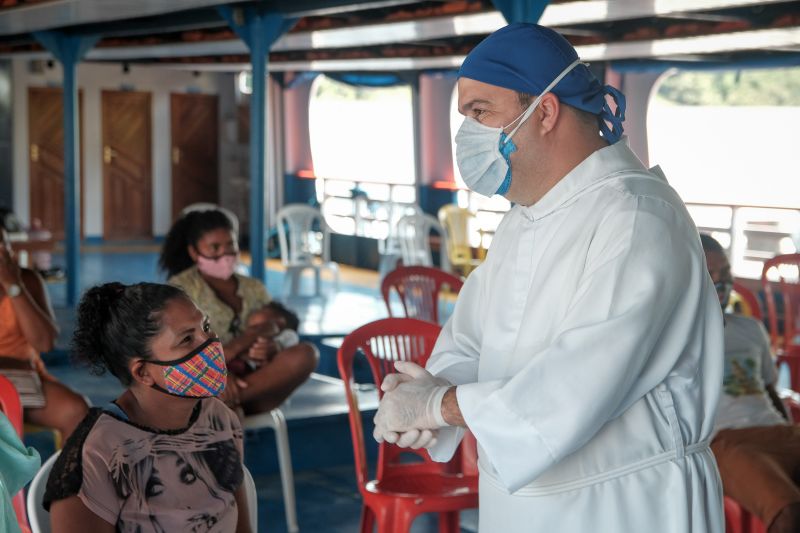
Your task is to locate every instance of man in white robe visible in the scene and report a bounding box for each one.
[373,23,725,532]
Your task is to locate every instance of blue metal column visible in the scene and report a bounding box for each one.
[248,25,269,283]
[218,7,295,285]
[490,0,551,23]
[33,32,98,306]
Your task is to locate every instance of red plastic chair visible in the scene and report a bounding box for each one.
[0,374,32,533]
[381,266,464,325]
[731,281,762,320]
[337,318,478,533]
[762,254,800,390]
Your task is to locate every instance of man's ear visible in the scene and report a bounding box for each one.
[537,92,560,135]
[130,358,156,387]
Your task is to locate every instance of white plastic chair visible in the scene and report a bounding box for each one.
[244,407,298,533]
[378,203,423,280]
[26,450,57,533]
[242,465,259,532]
[28,451,259,533]
[276,204,339,298]
[396,213,450,272]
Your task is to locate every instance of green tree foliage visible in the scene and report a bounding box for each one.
[655,67,800,106]
[314,75,409,102]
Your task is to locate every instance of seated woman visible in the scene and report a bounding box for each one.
[44,282,251,533]
[0,224,87,440]
[159,209,317,414]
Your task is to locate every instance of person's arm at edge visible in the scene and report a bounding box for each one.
[11,268,59,352]
[50,496,115,533]
[766,384,789,420]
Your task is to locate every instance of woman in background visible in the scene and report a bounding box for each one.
[0,223,87,440]
[159,209,316,414]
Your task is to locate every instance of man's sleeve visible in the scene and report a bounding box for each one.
[454,198,707,492]
[425,263,486,462]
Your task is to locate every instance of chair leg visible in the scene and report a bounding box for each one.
[791,360,800,393]
[360,506,376,533]
[375,504,395,533]
[271,409,299,533]
[438,511,460,533]
[283,269,292,298]
[314,267,322,297]
[391,503,417,533]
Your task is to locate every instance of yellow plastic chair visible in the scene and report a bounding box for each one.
[437,205,483,277]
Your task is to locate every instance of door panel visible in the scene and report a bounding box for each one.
[170,93,219,218]
[28,87,83,239]
[102,90,152,240]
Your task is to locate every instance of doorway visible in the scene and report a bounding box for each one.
[170,93,219,218]
[28,87,84,239]
[101,90,152,240]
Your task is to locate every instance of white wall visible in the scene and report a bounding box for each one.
[607,69,662,167]
[12,60,225,238]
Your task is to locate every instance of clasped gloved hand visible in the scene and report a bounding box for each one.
[373,361,452,449]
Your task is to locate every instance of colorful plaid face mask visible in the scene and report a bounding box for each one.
[147,337,227,398]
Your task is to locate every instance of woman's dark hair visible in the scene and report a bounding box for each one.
[266,301,300,332]
[71,282,188,386]
[159,209,235,278]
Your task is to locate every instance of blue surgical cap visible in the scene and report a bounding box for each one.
[459,23,626,143]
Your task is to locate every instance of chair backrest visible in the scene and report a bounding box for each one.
[380,203,423,256]
[396,213,449,272]
[26,450,59,533]
[761,253,800,352]
[730,280,763,320]
[27,451,258,533]
[1,374,30,532]
[180,203,240,235]
[242,466,258,532]
[0,374,22,436]
[337,318,456,488]
[381,266,463,325]
[276,204,329,266]
[438,205,479,267]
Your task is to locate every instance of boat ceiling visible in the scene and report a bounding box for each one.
[0,0,798,71]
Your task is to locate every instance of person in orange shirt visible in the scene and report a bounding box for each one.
[0,224,87,440]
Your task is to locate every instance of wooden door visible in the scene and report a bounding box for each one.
[102,90,152,240]
[170,93,219,218]
[28,87,83,240]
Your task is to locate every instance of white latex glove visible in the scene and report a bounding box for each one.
[373,361,451,444]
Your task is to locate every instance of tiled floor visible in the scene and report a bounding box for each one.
[33,245,471,532]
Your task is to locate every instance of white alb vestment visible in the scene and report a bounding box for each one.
[427,141,724,532]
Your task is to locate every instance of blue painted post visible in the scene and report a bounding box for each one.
[249,25,268,283]
[217,7,295,285]
[33,32,98,306]
[491,0,551,23]
[62,57,80,305]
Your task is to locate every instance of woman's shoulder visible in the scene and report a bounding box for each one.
[201,398,243,429]
[169,267,202,292]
